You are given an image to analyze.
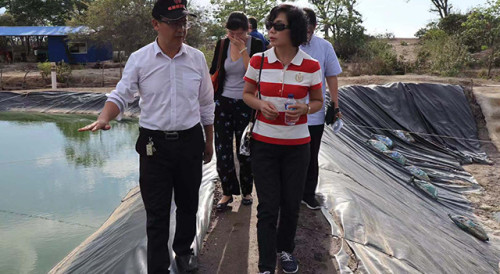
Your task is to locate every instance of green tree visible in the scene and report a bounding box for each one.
[417,29,470,76]
[69,0,156,59]
[185,5,225,47]
[362,37,400,75]
[462,0,500,78]
[0,13,16,26]
[310,0,365,59]
[415,13,468,40]
[0,0,89,25]
[414,21,438,38]
[210,0,277,29]
[0,14,16,55]
[414,13,483,53]
[438,13,467,35]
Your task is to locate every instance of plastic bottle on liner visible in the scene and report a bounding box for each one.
[284,94,298,126]
[332,119,343,134]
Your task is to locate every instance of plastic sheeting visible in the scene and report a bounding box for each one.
[0,91,140,117]
[2,84,499,273]
[50,162,217,274]
[318,83,499,273]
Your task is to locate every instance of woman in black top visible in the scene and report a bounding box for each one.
[209,12,263,211]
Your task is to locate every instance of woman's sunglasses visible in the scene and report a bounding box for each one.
[265,22,289,31]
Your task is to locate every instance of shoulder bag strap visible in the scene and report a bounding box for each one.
[250,52,265,127]
[257,52,264,99]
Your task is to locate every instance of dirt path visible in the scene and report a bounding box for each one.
[198,186,340,274]
[464,84,500,238]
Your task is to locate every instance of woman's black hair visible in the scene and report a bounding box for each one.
[226,12,249,31]
[266,4,308,47]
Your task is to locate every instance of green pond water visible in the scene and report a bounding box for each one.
[0,112,140,274]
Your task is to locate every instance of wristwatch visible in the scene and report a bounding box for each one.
[306,103,311,114]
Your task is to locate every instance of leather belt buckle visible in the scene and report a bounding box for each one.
[164,131,179,140]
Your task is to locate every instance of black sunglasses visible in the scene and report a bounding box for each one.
[265,21,289,31]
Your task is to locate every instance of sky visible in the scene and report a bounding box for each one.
[1,0,489,38]
[189,0,489,38]
[354,0,488,37]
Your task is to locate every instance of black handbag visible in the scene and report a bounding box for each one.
[239,53,265,156]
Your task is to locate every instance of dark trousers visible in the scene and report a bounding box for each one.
[251,140,310,273]
[215,96,253,196]
[304,125,325,200]
[136,124,205,274]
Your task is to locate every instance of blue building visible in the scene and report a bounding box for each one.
[0,26,112,64]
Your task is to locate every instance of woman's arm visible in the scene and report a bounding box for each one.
[307,88,324,114]
[243,81,279,120]
[285,88,323,120]
[241,48,250,70]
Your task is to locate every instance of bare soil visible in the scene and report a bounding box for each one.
[388,38,420,63]
[0,64,122,90]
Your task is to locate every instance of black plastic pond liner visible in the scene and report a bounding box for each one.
[318,83,499,273]
[1,83,498,273]
[0,91,140,117]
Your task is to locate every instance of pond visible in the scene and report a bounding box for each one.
[0,112,139,274]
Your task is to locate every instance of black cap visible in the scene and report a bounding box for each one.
[152,0,196,20]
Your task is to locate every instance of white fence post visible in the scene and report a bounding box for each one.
[51,62,57,90]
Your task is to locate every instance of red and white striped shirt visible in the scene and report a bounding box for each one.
[244,48,322,145]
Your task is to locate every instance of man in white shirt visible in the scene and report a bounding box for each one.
[300,8,342,210]
[78,0,215,272]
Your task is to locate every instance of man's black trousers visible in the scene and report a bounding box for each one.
[304,124,324,200]
[136,124,204,274]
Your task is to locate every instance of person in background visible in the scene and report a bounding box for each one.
[300,7,342,210]
[243,4,323,274]
[210,12,263,212]
[248,16,270,50]
[79,0,215,273]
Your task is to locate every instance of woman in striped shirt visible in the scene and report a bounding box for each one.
[242,4,324,274]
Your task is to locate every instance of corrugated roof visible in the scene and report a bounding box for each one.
[0,26,86,36]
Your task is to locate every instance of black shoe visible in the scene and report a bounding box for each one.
[175,253,198,273]
[216,197,233,212]
[301,197,322,210]
[279,251,298,273]
[242,195,253,206]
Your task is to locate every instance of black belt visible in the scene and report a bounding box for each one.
[139,123,201,140]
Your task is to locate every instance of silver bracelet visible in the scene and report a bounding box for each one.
[239,47,248,54]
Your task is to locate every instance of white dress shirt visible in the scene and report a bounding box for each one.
[107,40,215,131]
